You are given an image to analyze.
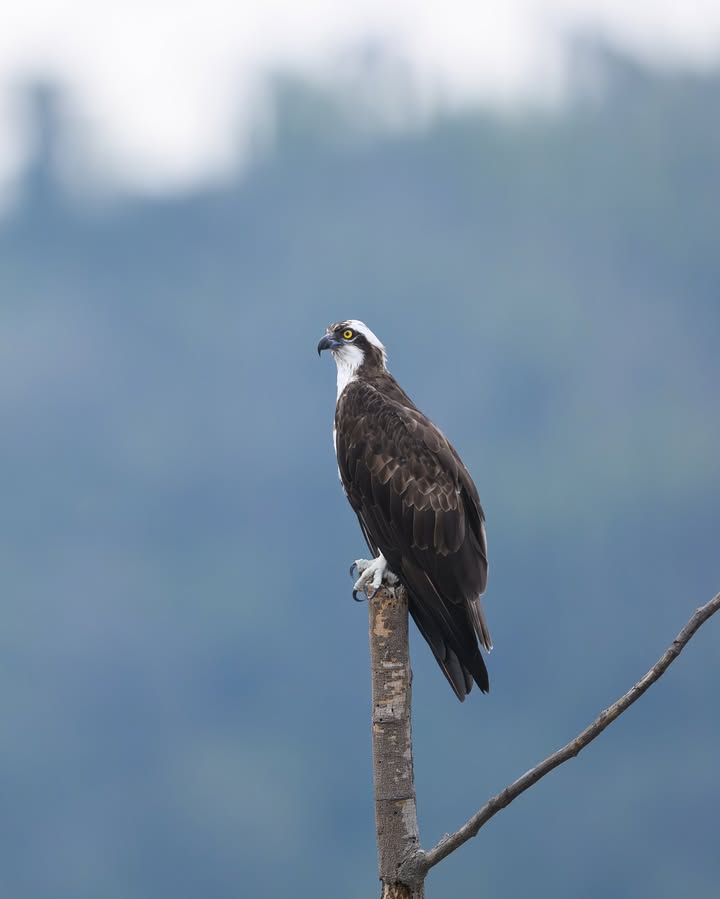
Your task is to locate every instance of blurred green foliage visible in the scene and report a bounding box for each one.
[0,49,718,898]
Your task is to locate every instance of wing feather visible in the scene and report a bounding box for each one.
[335,378,491,699]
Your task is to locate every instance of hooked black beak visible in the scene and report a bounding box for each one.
[317,334,340,356]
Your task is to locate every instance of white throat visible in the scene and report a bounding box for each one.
[333,344,365,399]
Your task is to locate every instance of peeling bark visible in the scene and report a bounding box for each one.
[369,585,424,899]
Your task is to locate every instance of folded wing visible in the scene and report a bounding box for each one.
[336,381,491,700]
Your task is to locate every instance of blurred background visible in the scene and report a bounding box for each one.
[1,2,719,897]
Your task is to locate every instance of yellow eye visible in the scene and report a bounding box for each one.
[342,329,354,340]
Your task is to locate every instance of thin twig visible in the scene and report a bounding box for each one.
[403,592,720,877]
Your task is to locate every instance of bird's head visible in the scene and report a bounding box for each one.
[317,320,387,378]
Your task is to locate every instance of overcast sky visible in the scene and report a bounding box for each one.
[1,0,719,205]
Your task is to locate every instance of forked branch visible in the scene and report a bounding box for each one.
[398,591,720,880]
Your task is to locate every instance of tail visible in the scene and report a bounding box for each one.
[398,557,491,701]
[408,593,490,702]
[470,597,493,652]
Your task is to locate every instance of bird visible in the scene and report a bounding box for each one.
[318,319,492,701]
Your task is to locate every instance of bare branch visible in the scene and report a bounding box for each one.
[404,592,720,878]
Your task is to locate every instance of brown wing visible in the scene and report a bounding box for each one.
[335,378,491,700]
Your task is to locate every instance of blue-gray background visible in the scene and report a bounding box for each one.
[1,51,719,898]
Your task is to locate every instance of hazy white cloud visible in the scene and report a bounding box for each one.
[0,0,719,205]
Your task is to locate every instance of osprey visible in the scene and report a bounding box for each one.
[318,319,492,701]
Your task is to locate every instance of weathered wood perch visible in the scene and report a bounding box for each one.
[368,584,423,899]
[366,586,720,896]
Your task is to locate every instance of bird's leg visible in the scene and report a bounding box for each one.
[350,553,399,600]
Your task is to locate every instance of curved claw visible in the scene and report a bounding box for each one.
[349,562,358,578]
[352,589,367,603]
